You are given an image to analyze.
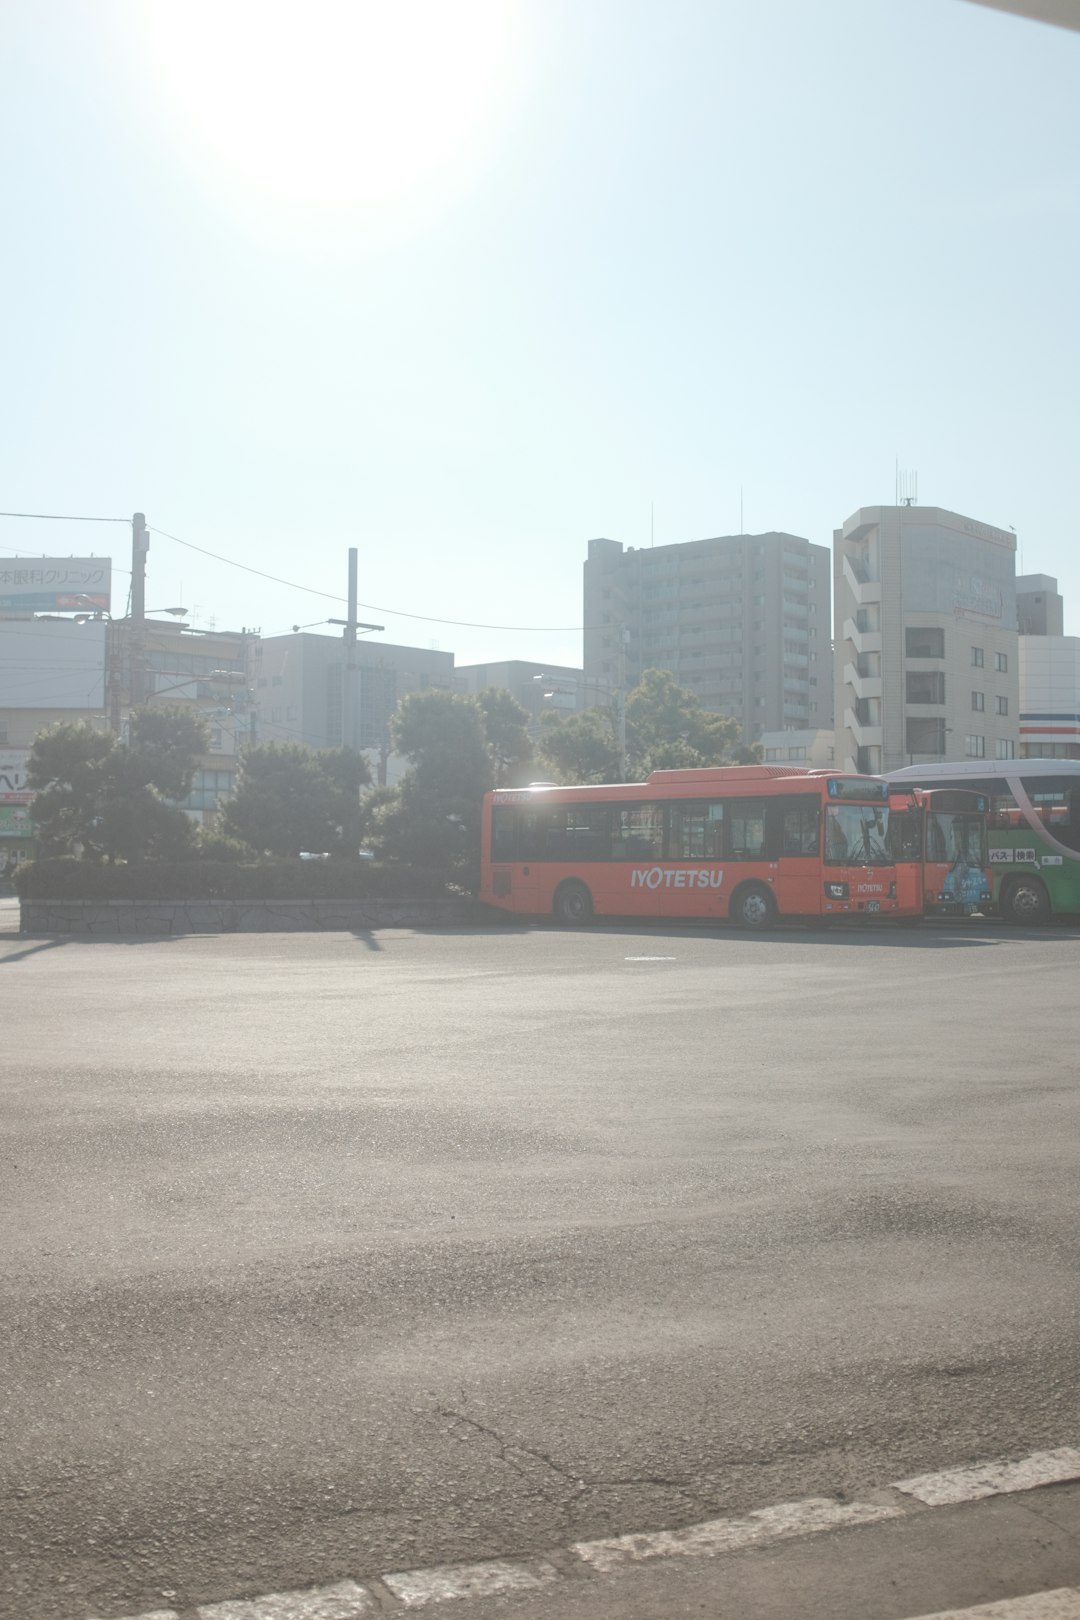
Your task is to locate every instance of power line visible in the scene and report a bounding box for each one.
[0,510,129,524]
[150,525,590,633]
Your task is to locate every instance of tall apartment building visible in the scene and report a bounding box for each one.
[833,505,1020,774]
[583,533,832,744]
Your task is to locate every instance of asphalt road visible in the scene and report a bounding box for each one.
[3,906,1080,1619]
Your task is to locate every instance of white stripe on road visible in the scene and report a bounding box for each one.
[79,1444,1080,1618]
[381,1559,560,1607]
[897,1591,1080,1620]
[573,1494,901,1573]
[88,1612,179,1620]
[624,955,677,961]
[893,1448,1080,1508]
[195,1580,374,1619]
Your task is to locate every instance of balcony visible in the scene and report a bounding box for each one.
[843,661,883,702]
[844,705,883,750]
[842,553,881,606]
[841,617,882,656]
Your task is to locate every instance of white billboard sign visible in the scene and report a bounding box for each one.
[0,617,107,711]
[0,557,111,613]
[0,748,32,803]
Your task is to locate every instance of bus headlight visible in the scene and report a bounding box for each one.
[825,882,848,899]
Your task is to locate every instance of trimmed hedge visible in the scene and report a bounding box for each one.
[14,857,451,902]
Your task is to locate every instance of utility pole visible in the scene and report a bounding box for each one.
[130,512,149,707]
[328,547,383,751]
[343,547,358,750]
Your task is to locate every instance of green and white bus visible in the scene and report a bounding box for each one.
[886,759,1080,925]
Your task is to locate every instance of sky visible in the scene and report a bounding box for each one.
[1,0,1078,671]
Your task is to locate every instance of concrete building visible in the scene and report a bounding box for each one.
[1015,574,1080,759]
[256,632,455,784]
[1017,573,1065,636]
[110,619,258,825]
[833,505,1020,774]
[455,659,585,730]
[759,728,836,769]
[583,532,832,745]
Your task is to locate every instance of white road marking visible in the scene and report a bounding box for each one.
[893,1448,1080,1508]
[80,1444,1080,1618]
[195,1580,374,1620]
[573,1494,901,1573]
[624,955,677,961]
[88,1612,179,1620]
[381,1558,560,1606]
[897,1591,1080,1620]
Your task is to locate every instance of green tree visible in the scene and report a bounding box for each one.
[537,707,620,785]
[315,746,374,854]
[27,706,208,861]
[368,689,493,885]
[476,688,533,785]
[537,668,758,785]
[26,722,115,858]
[222,742,362,857]
[624,668,756,774]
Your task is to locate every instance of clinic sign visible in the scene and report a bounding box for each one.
[0,749,33,804]
[0,558,111,613]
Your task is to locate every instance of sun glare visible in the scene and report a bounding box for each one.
[135,0,523,214]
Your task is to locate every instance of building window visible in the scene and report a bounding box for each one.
[996,696,1008,716]
[996,739,1016,759]
[907,718,946,755]
[971,646,984,668]
[965,734,986,758]
[906,671,945,704]
[971,691,985,711]
[906,627,945,658]
[995,651,1008,673]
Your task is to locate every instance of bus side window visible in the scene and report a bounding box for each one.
[668,800,724,860]
[491,806,518,860]
[612,804,664,860]
[729,800,766,861]
[775,799,819,858]
[989,791,1019,826]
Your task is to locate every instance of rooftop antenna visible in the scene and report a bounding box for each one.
[740,486,744,534]
[1010,525,1023,573]
[650,501,654,548]
[897,467,918,506]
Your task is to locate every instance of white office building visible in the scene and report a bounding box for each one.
[834,505,1020,774]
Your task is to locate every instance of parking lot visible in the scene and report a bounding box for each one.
[3,911,1080,1619]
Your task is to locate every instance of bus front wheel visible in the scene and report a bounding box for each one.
[731,883,777,929]
[553,880,593,926]
[1000,875,1050,927]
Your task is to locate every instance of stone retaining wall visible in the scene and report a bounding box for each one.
[20,897,486,935]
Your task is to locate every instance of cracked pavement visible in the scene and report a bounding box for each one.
[3,917,1080,1618]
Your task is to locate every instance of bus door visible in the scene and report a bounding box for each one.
[766,795,824,915]
[887,793,925,915]
[923,792,991,914]
[665,799,727,916]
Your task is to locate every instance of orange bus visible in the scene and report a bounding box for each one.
[887,787,992,918]
[480,765,906,926]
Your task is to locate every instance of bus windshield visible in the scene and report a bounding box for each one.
[927,812,987,867]
[824,804,891,866]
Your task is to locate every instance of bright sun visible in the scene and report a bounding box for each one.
[135,0,523,213]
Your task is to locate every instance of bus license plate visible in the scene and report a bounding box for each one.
[867,901,880,912]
